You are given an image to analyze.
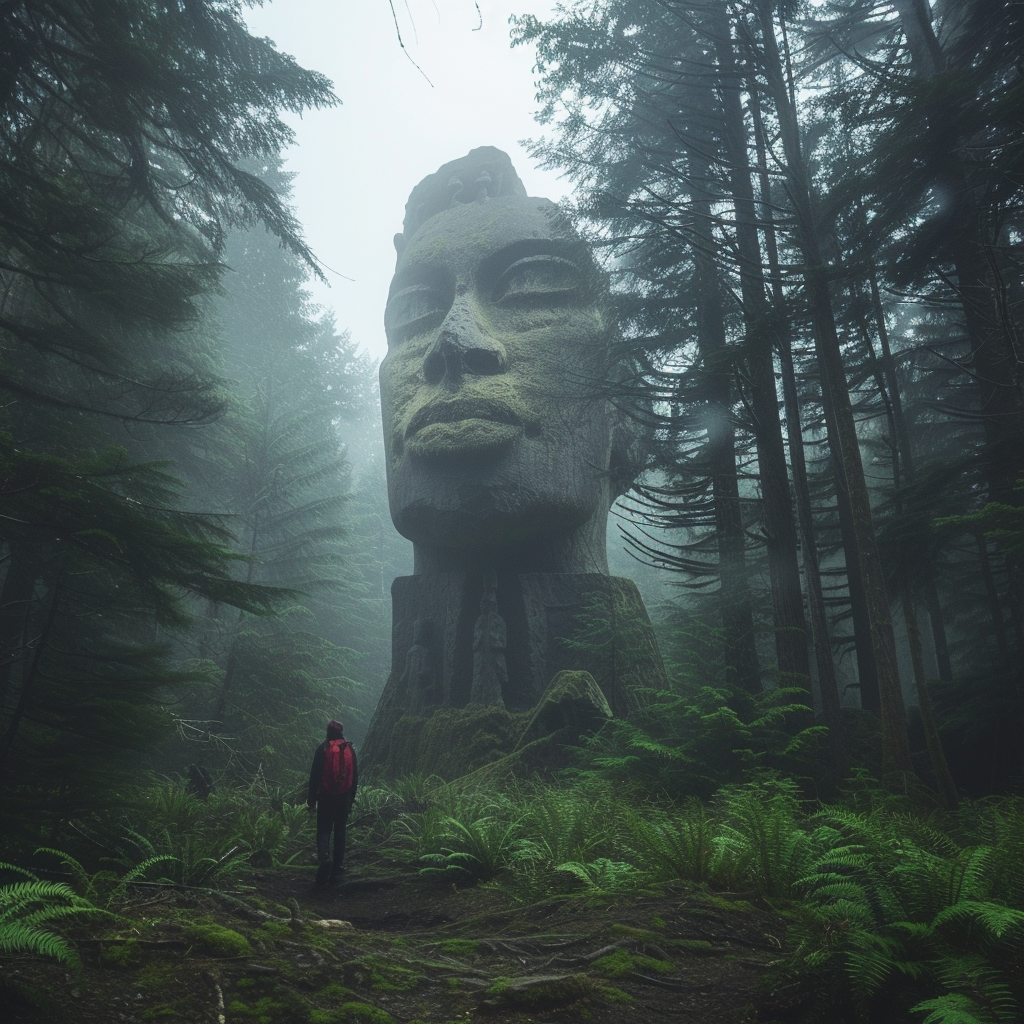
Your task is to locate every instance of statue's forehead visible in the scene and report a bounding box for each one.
[393,198,571,280]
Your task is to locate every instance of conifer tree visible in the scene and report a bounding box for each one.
[0,1,335,807]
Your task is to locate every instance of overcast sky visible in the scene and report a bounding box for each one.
[244,0,568,363]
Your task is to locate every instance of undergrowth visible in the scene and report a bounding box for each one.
[352,771,1024,1024]
[2,761,1022,1024]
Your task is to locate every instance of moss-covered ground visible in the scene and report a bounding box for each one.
[4,844,785,1024]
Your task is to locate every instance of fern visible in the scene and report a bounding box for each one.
[0,875,105,969]
[781,798,1024,1023]
[713,774,817,898]
[929,901,1024,939]
[415,813,525,882]
[626,800,714,884]
[912,993,999,1024]
[555,857,647,897]
[518,786,617,869]
[419,850,486,880]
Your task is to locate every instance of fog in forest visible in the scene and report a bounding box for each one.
[2,3,1023,1022]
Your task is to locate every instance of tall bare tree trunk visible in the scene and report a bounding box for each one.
[712,10,809,699]
[748,86,847,763]
[751,0,914,782]
[688,148,762,694]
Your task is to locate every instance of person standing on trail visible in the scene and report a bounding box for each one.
[307,719,358,887]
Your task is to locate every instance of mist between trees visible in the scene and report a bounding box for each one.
[519,0,1024,801]
[0,0,1019,822]
[0,0,1021,830]
[1,4,1023,1023]
[0,0,410,820]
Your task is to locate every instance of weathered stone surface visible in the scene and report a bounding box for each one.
[372,704,525,782]
[516,670,612,749]
[363,147,666,778]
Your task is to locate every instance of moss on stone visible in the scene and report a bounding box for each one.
[226,977,312,1024]
[226,995,291,1023]
[594,983,634,1004]
[592,949,674,978]
[366,955,423,992]
[437,938,480,956]
[516,670,612,749]
[339,1001,396,1024]
[316,982,355,1003]
[309,1012,346,1024]
[100,937,139,968]
[673,938,717,954]
[382,705,529,780]
[185,922,252,958]
[482,973,593,1009]
[135,961,201,1021]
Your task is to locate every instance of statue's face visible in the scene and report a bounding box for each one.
[380,197,616,560]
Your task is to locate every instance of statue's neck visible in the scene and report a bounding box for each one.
[411,518,609,575]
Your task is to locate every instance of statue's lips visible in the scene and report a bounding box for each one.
[405,399,523,457]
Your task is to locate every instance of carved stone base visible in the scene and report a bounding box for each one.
[361,571,666,777]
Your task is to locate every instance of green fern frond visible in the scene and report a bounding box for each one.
[108,854,181,903]
[781,725,830,756]
[0,920,80,966]
[930,900,1024,938]
[0,879,104,969]
[844,941,899,996]
[626,801,714,883]
[948,847,993,904]
[555,857,643,895]
[0,862,38,883]
[911,993,998,1024]
[32,847,92,897]
[930,953,1019,1018]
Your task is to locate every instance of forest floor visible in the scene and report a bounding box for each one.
[4,844,799,1024]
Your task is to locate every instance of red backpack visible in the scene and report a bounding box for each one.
[320,739,354,796]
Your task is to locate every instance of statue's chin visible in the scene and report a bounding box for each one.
[405,418,521,460]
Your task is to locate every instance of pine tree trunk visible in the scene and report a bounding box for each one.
[866,270,953,681]
[0,555,65,779]
[689,149,761,694]
[977,534,1011,663]
[752,0,914,782]
[900,587,958,809]
[748,84,847,761]
[713,11,809,698]
[0,547,38,708]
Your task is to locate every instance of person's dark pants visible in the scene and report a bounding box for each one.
[315,793,352,884]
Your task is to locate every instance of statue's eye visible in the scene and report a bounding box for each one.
[493,256,582,304]
[385,286,449,343]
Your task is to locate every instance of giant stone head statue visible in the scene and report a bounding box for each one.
[379,147,639,576]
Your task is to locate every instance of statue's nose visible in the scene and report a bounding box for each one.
[423,300,507,384]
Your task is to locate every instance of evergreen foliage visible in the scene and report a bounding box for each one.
[0,1,342,821]
[0,863,104,969]
[513,0,1024,800]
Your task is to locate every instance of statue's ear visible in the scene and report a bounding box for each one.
[394,232,405,258]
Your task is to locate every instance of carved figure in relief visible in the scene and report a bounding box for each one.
[400,618,436,714]
[471,571,507,708]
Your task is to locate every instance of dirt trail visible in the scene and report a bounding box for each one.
[6,849,793,1023]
